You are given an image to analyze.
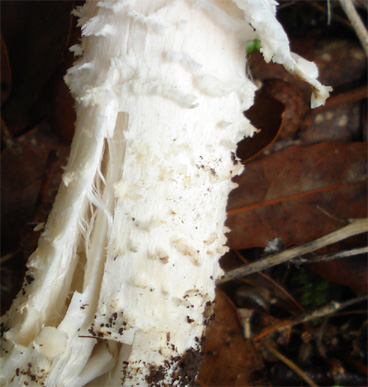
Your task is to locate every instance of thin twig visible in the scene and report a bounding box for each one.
[254,294,368,341]
[293,246,368,264]
[263,340,318,387]
[218,218,367,284]
[311,1,352,29]
[0,248,22,264]
[234,249,305,313]
[277,1,298,10]
[339,0,368,56]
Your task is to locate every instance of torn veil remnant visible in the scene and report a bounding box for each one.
[0,0,331,385]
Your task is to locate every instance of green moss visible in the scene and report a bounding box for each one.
[292,267,330,310]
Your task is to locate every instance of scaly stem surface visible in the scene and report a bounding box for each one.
[0,1,331,385]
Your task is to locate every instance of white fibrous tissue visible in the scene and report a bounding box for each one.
[0,1,330,386]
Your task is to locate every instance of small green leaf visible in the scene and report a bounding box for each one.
[246,39,261,54]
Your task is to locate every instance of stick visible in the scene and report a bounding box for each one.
[254,294,368,342]
[263,340,318,387]
[293,245,368,264]
[339,0,368,56]
[218,218,368,284]
[311,1,352,28]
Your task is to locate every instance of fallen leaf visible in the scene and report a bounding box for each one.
[227,142,367,249]
[300,101,363,145]
[291,39,366,92]
[239,88,284,162]
[306,234,368,293]
[198,289,264,386]
[248,37,366,155]
[248,38,366,99]
[258,79,309,146]
[308,256,367,294]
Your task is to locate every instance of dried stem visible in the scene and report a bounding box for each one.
[254,294,368,341]
[263,340,318,387]
[339,0,368,56]
[293,245,368,264]
[311,1,352,28]
[218,218,368,284]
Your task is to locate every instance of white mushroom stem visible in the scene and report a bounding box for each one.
[0,1,331,385]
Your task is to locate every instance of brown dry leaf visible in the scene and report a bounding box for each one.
[291,39,366,91]
[306,234,368,293]
[248,37,366,152]
[198,289,264,386]
[238,88,284,162]
[259,79,309,154]
[308,256,367,294]
[227,142,367,249]
[300,100,363,145]
[248,38,366,98]
[261,80,308,139]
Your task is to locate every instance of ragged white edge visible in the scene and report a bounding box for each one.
[163,50,256,112]
[231,0,332,108]
[98,0,171,33]
[0,101,118,384]
[1,109,125,385]
[118,79,199,108]
[69,44,84,57]
[164,51,203,72]
[190,0,253,37]
[82,15,114,37]
[71,1,254,384]
[72,1,96,28]
[97,0,134,12]
[291,53,333,109]
[196,0,331,108]
[33,222,45,232]
[44,292,110,386]
[127,9,167,33]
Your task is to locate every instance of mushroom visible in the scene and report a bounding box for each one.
[0,1,331,385]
